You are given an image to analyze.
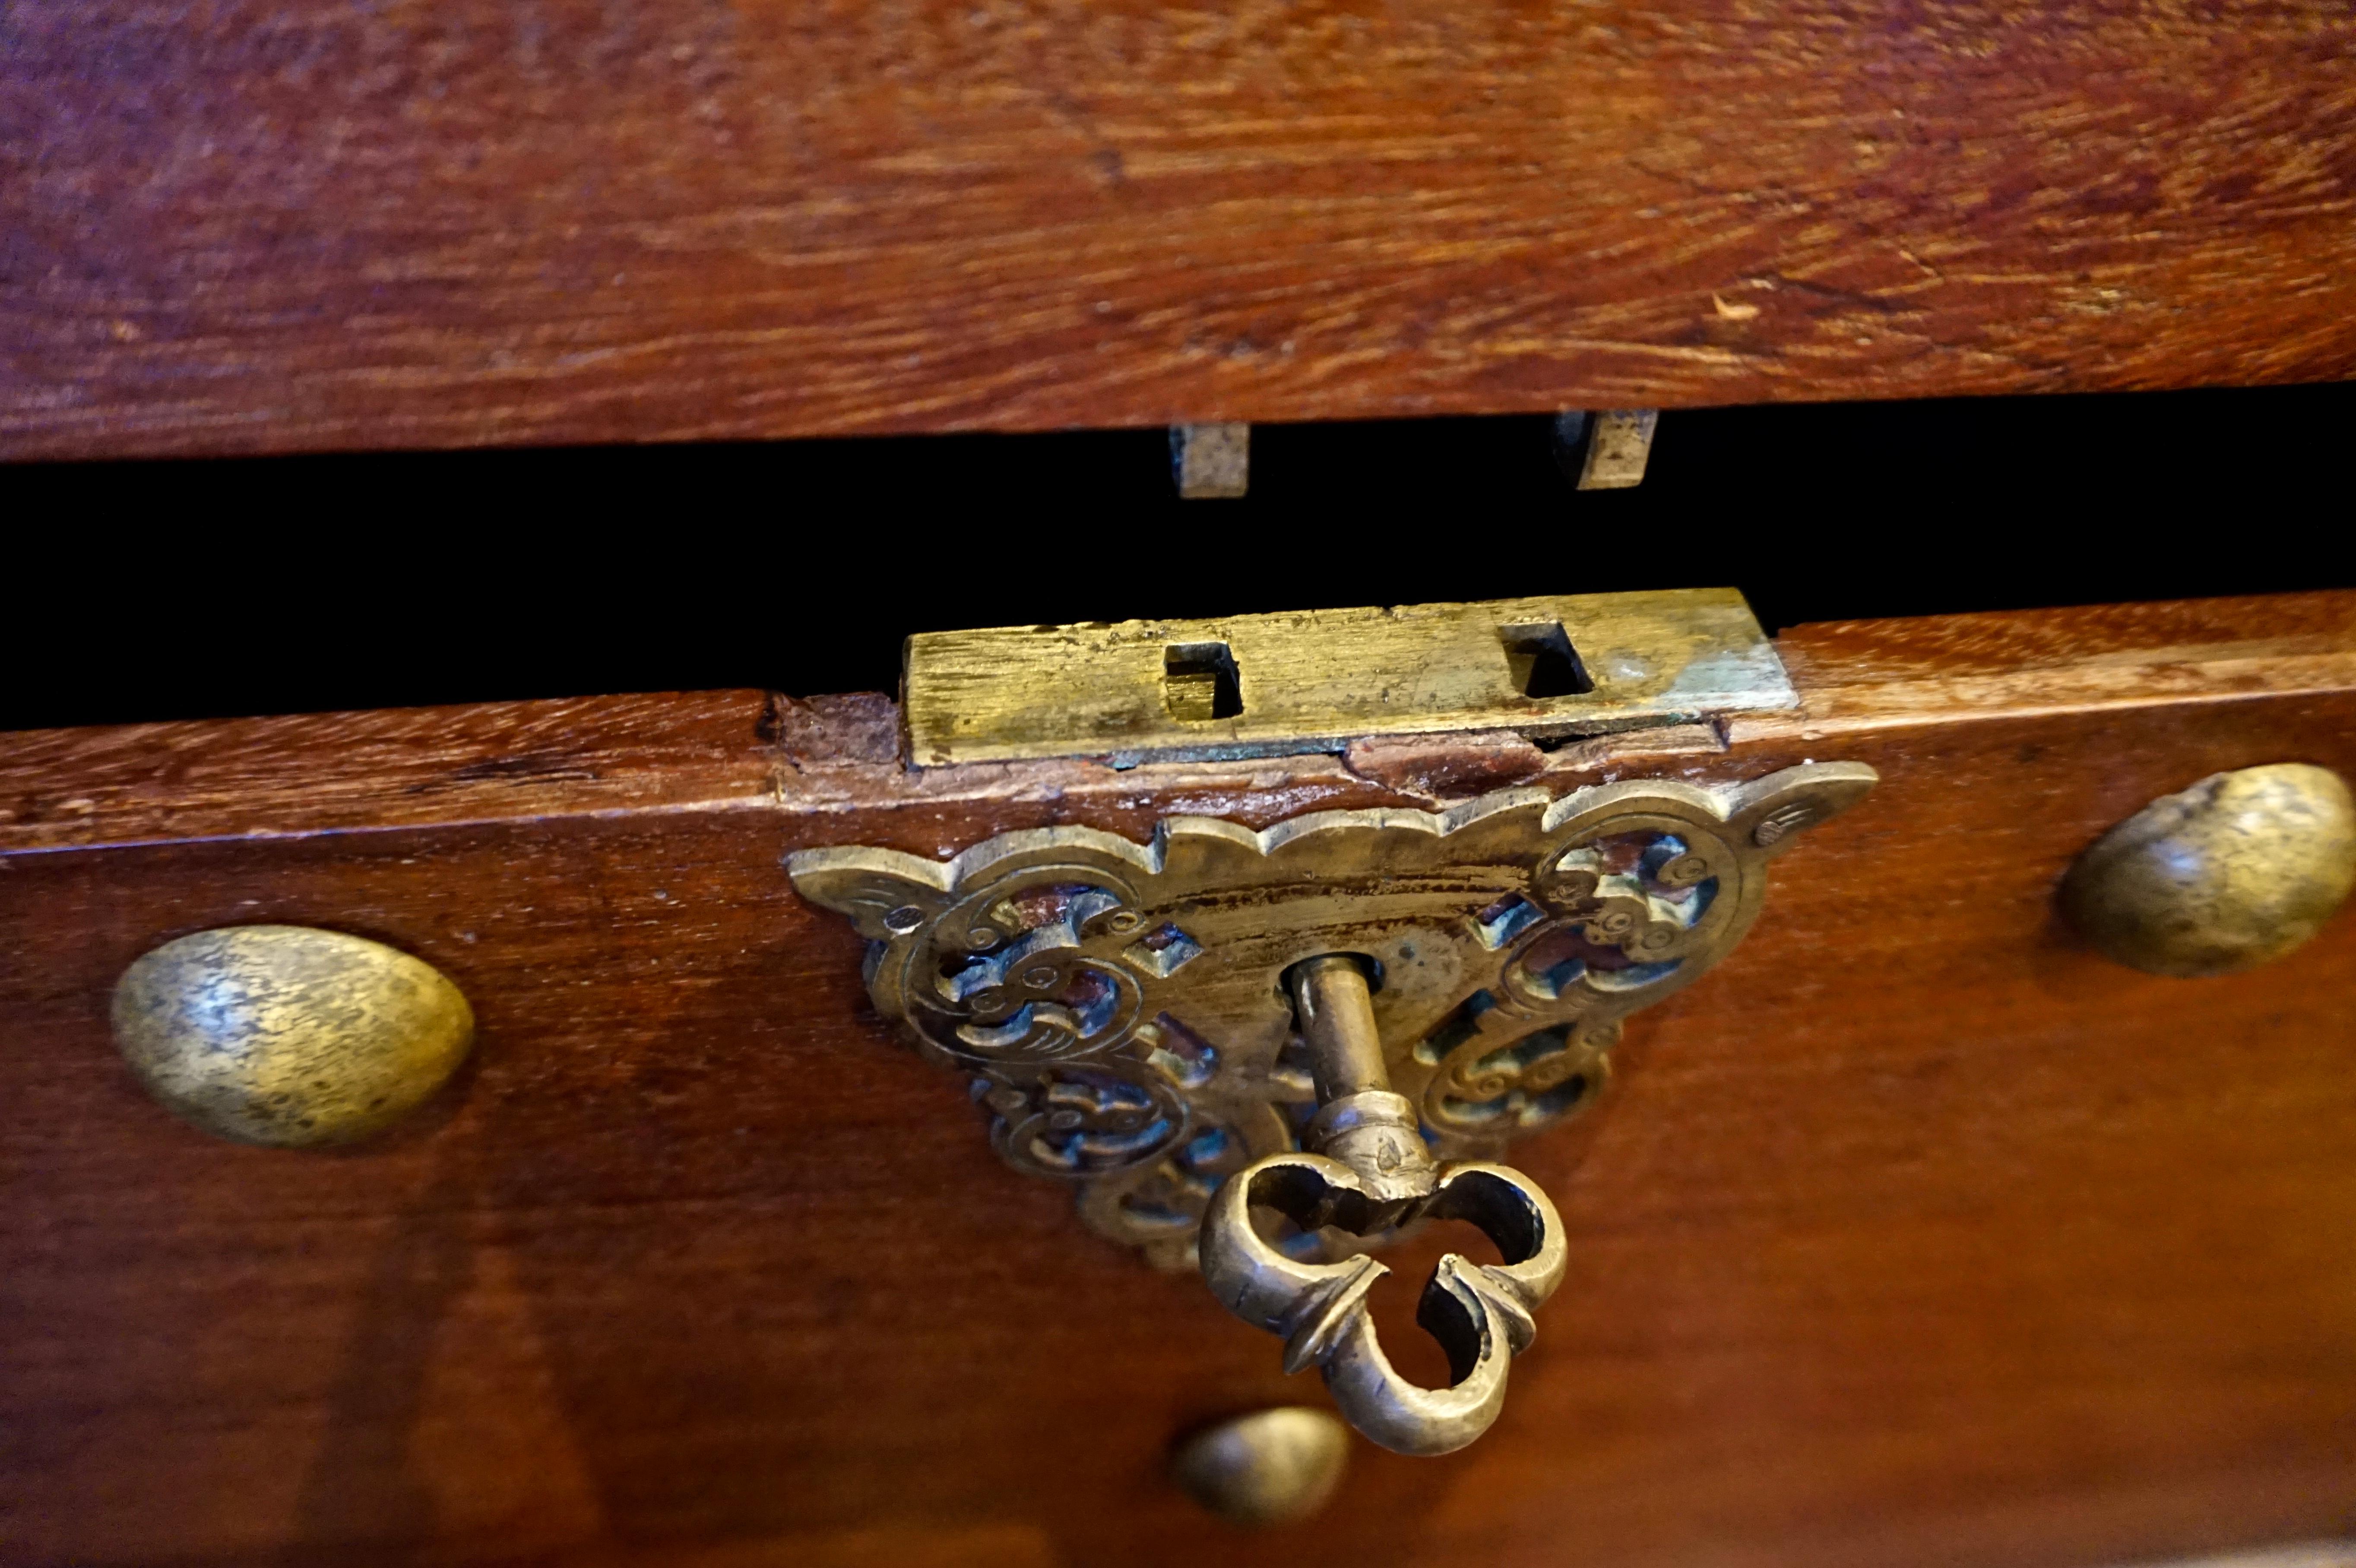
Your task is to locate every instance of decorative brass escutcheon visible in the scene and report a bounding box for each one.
[790,760,1874,1453]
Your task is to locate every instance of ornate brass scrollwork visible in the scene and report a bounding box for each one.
[790,760,1874,1451]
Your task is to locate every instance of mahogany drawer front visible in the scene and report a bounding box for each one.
[6,0,2356,460]
[3,592,2355,1567]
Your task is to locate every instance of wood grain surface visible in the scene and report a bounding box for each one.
[3,593,2354,1568]
[5,0,2354,459]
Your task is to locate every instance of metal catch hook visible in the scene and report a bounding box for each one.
[1197,956,1567,1456]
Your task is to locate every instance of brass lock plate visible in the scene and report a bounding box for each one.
[789,762,1874,1269]
[902,588,1795,767]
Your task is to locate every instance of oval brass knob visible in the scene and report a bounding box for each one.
[1171,1407,1350,1527]
[2062,763,2356,977]
[111,926,474,1146]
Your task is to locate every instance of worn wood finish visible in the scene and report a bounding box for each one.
[3,594,2354,1567]
[5,0,2355,459]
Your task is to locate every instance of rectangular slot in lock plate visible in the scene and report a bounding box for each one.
[902,588,1796,767]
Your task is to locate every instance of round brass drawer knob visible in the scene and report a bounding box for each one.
[2063,763,2356,978]
[1170,1407,1349,1527]
[111,926,475,1147]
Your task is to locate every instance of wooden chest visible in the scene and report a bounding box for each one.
[4,591,2352,1567]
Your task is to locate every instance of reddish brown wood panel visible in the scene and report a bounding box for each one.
[4,0,2354,458]
[2,594,2354,1568]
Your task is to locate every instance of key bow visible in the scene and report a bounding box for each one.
[1200,1151,1565,1457]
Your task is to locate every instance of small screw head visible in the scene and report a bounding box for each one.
[883,905,927,934]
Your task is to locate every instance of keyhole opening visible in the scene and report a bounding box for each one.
[1164,642,1242,721]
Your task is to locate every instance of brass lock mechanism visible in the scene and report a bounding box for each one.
[790,591,1873,1455]
[791,758,1873,1454]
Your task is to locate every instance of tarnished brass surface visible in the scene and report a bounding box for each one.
[794,765,1873,1454]
[2062,763,2356,977]
[1171,422,1250,499]
[1577,408,1660,490]
[1170,1407,1350,1527]
[111,926,475,1146]
[789,760,1875,1269]
[902,589,1794,766]
[1203,955,1565,1456]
